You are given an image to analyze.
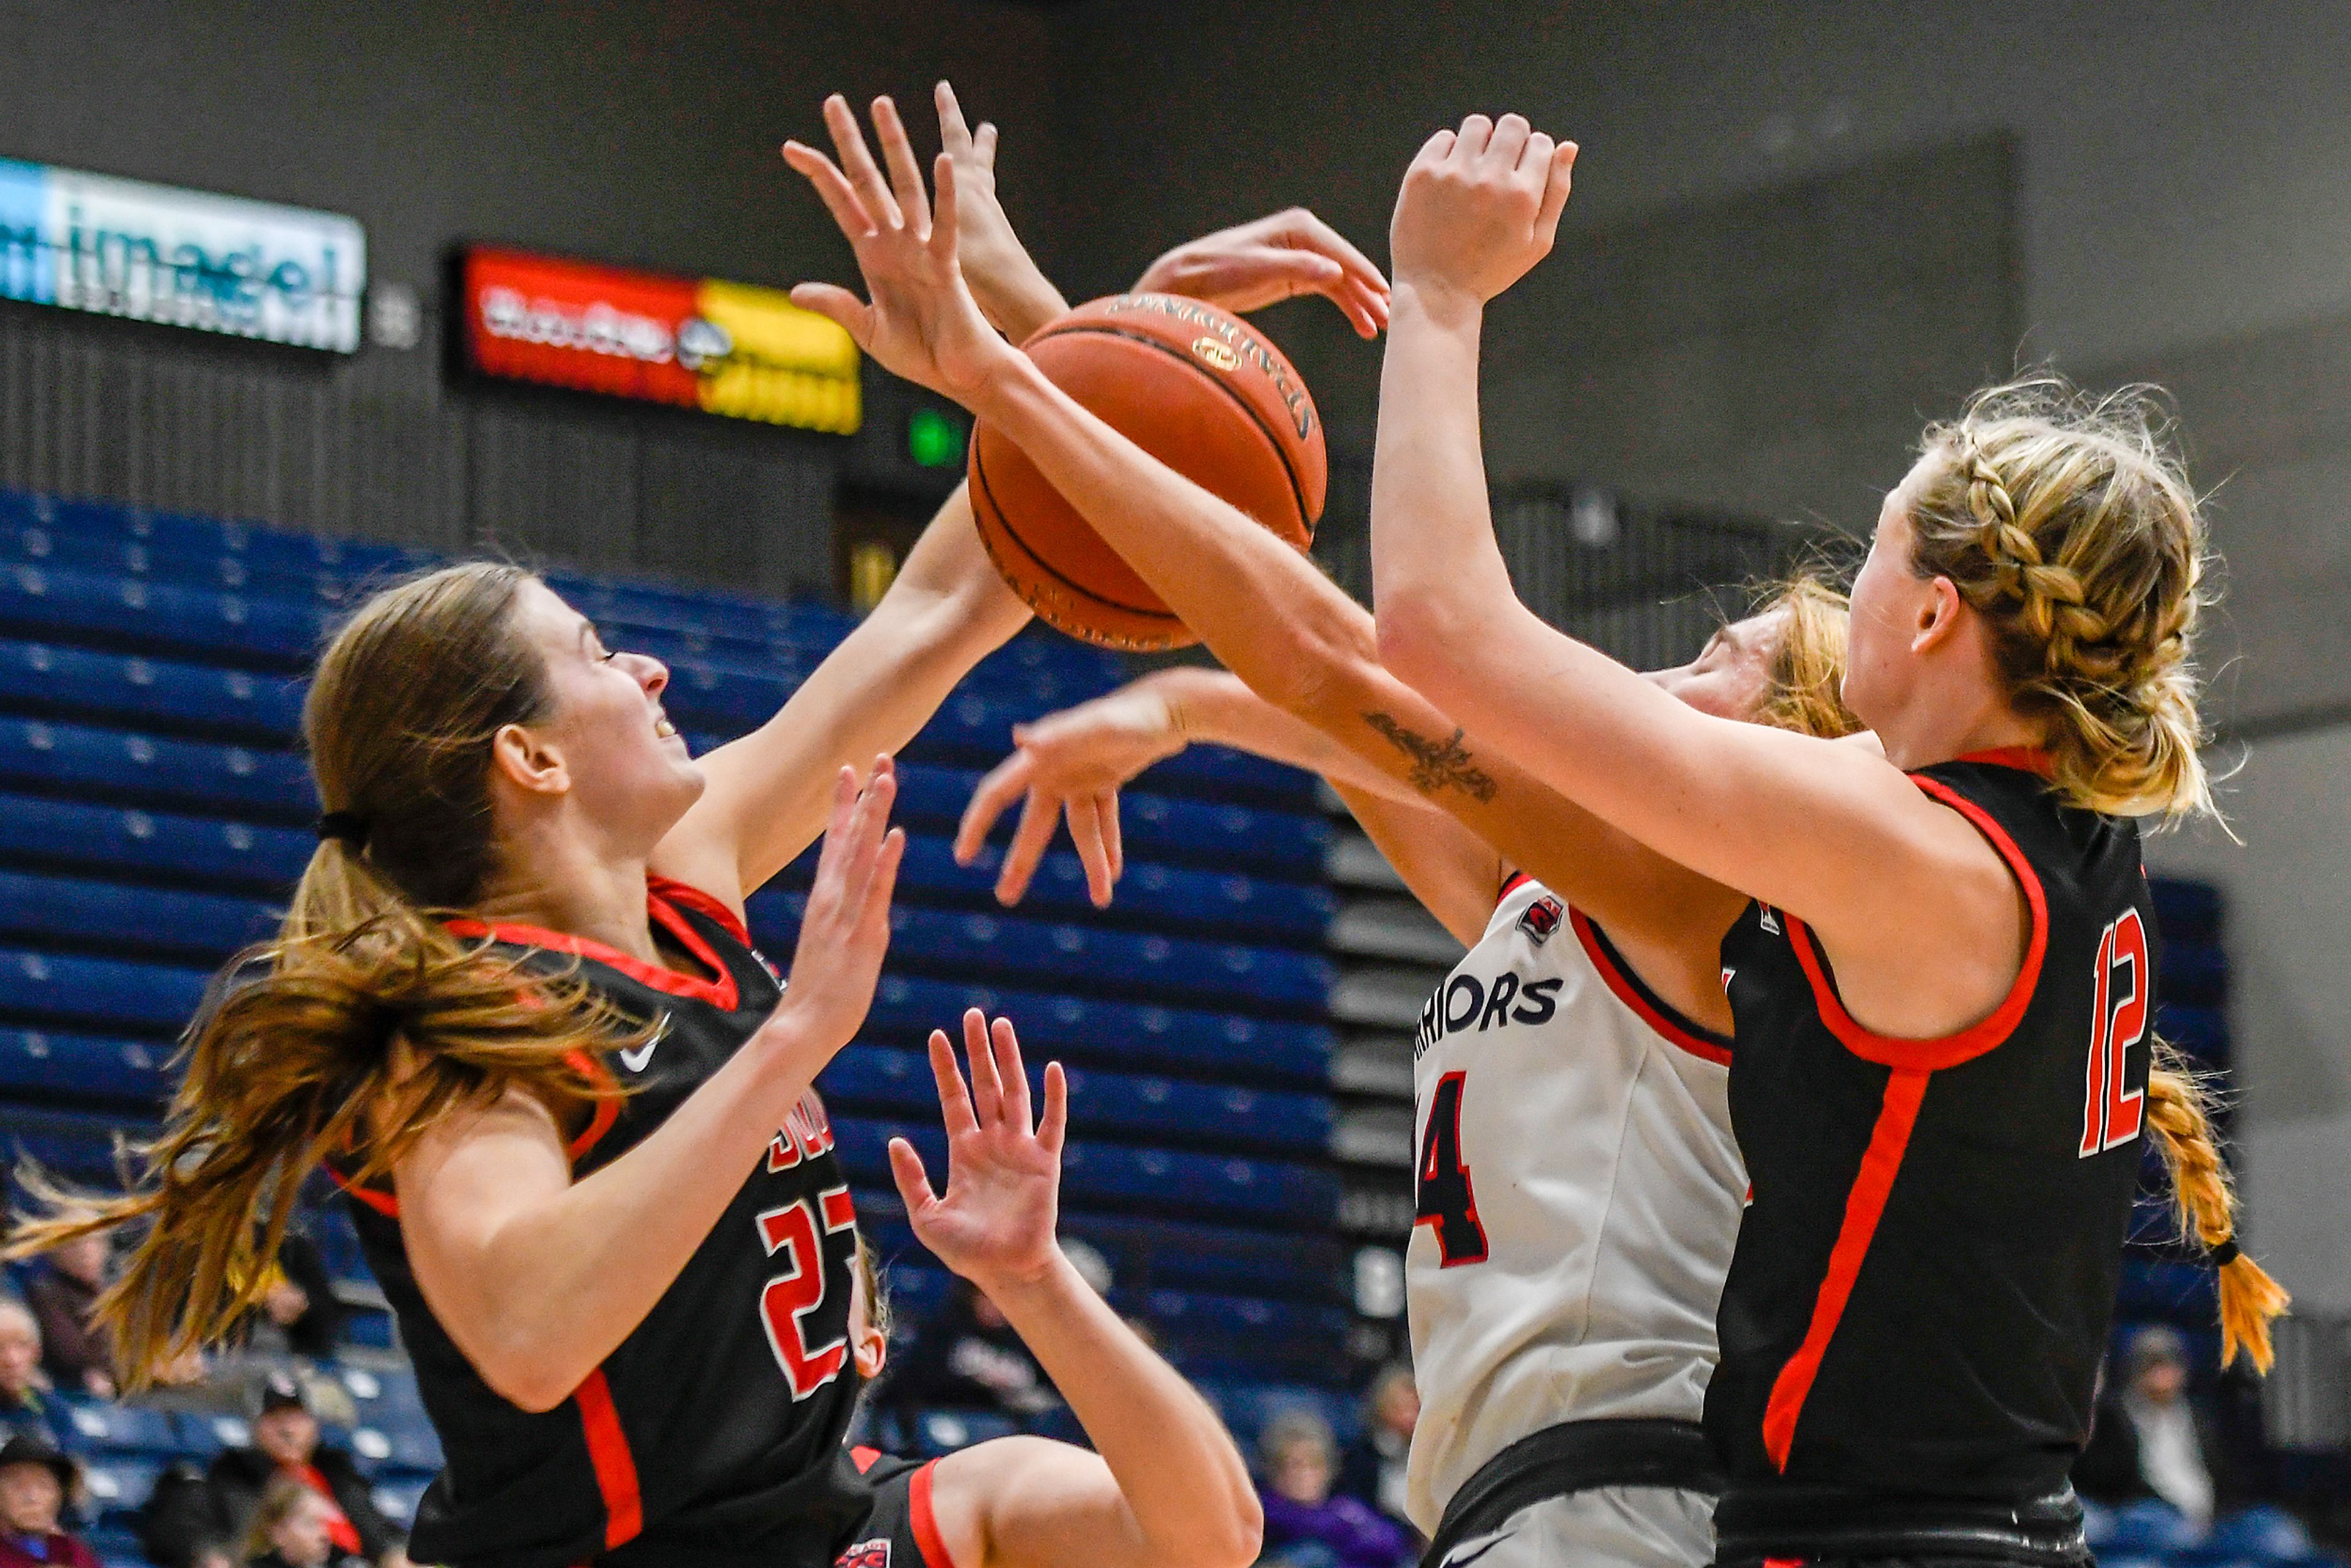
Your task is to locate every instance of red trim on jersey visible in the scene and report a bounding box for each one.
[446,883,741,1010]
[647,872,754,947]
[849,1444,883,1475]
[574,1368,643,1549]
[564,1049,623,1163]
[1761,1066,1931,1470]
[1779,774,2049,1071]
[909,1458,956,1568]
[1569,908,1734,1066]
[325,1163,400,1220]
[1497,869,1532,905]
[1955,746,2055,776]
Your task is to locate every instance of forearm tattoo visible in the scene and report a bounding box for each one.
[1360,712,1498,802]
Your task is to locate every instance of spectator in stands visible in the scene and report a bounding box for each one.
[237,1477,365,1568]
[0,1434,96,1568]
[1336,1364,1417,1534]
[0,1305,58,1448]
[2076,1326,2235,1531]
[887,1276,1059,1420]
[230,1232,341,1364]
[143,1374,400,1568]
[1257,1409,1416,1568]
[24,1234,112,1399]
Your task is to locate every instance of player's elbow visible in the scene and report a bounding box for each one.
[1153,1490,1262,1568]
[1249,598,1382,727]
[1376,597,1474,708]
[474,1337,589,1414]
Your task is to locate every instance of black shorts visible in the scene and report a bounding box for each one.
[833,1448,952,1568]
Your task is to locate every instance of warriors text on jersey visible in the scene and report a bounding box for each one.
[1404,874,1746,1535]
[332,876,874,1568]
[1711,753,2153,1521]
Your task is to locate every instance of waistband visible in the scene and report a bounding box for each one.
[1422,1417,1723,1568]
[1711,1484,2090,1567]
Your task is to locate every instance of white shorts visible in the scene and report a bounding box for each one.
[1430,1484,1715,1568]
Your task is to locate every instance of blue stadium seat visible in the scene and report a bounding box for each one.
[2148,877,2223,944]
[0,793,310,889]
[857,1201,1346,1304]
[77,1453,162,1521]
[890,761,1330,876]
[1193,1378,1362,1455]
[0,1027,170,1105]
[904,1408,1021,1456]
[0,868,274,959]
[0,718,311,819]
[0,562,328,669]
[0,946,213,1033]
[372,1476,431,1528]
[2156,1002,2229,1065]
[2115,1258,2219,1322]
[833,1119,1338,1229]
[56,1395,186,1458]
[751,896,1334,1011]
[820,1045,1333,1157]
[861,975,1332,1086]
[0,639,306,740]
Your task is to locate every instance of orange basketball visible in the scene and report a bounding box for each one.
[968,293,1327,650]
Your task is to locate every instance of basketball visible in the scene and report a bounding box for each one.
[969,293,1328,650]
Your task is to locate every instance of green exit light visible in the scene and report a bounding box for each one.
[908,407,966,468]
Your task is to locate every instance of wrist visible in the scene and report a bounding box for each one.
[966,1245,1082,1313]
[1393,276,1485,331]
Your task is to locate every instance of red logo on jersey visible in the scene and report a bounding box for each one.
[767,1093,836,1171]
[1517,896,1564,945]
[834,1539,891,1568]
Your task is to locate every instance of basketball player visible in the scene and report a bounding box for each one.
[7,181,1386,1564]
[779,96,2281,1568]
[1351,113,2287,1567]
[789,92,1866,1568]
[830,1008,1261,1568]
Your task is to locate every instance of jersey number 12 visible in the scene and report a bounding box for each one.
[2080,908,2150,1158]
[1415,1072,1488,1267]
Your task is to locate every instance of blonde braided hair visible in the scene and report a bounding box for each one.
[1913,377,2285,1370]
[1910,375,2210,820]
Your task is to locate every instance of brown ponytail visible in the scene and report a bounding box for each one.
[2141,1042,2289,1372]
[7,564,644,1387]
[1906,375,2213,820]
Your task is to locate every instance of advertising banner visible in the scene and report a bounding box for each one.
[462,247,860,435]
[0,158,364,351]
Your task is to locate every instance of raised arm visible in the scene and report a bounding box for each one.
[1364,114,2025,1038]
[399,767,902,1410]
[650,486,1027,912]
[901,1012,1261,1568]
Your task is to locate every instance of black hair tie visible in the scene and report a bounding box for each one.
[2207,1237,2240,1269]
[315,811,370,849]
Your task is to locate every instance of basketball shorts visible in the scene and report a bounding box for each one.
[833,1448,953,1568]
[1430,1484,1714,1568]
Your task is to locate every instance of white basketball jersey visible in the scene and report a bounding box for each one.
[1403,876,1747,1535]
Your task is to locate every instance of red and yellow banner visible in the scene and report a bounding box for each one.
[462,247,860,433]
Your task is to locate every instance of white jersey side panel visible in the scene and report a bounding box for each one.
[1403,878,1747,1535]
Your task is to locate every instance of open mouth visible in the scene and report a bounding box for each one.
[654,713,678,740]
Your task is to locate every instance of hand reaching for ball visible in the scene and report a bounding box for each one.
[1390,112,1578,309]
[785,95,1016,404]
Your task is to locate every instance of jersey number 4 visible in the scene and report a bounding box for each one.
[2080,907,2150,1158]
[1415,1072,1488,1266]
[756,1184,857,1397]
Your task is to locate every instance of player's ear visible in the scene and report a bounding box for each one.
[852,1322,887,1381]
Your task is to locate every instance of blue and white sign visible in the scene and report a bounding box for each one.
[0,159,364,352]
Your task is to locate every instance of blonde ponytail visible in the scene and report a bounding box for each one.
[6,564,645,1387]
[2141,1043,2289,1373]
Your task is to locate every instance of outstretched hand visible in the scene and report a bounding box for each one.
[1135,208,1392,338]
[1390,112,1577,307]
[955,685,1187,906]
[934,81,1070,340]
[762,758,904,1063]
[783,94,1015,402]
[890,1010,1067,1295]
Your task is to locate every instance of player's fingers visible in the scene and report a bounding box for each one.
[1411,126,1455,169]
[990,1016,1030,1131]
[927,1028,979,1136]
[997,783,1060,904]
[1038,1060,1068,1160]
[781,144,877,241]
[973,122,999,170]
[787,283,874,347]
[1487,111,1532,169]
[1100,788,1124,884]
[803,765,860,897]
[1067,793,1112,908]
[1534,141,1578,244]
[872,96,931,243]
[935,80,972,155]
[957,751,1032,864]
[962,1007,1003,1127]
[823,93,904,230]
[1453,113,1494,159]
[930,152,959,258]
[887,1138,938,1212]
[853,828,905,948]
[1284,210,1387,294]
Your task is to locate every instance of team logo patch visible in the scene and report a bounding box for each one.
[1757,904,1782,936]
[834,1540,890,1568]
[1517,895,1564,945]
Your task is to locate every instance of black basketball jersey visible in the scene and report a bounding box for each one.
[1711,754,2154,1522]
[334,876,874,1568]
